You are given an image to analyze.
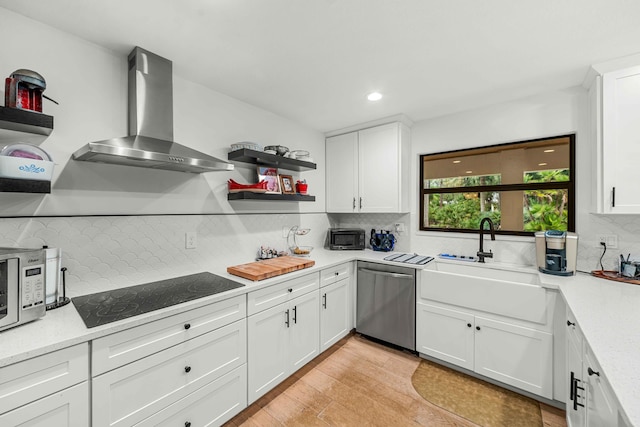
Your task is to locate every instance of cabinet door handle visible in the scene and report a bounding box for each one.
[184,323,191,330]
[184,366,191,373]
[353,197,356,210]
[323,293,327,309]
[588,367,600,377]
[359,197,363,209]
[612,187,616,208]
[467,323,472,328]
[570,371,576,401]
[566,320,575,327]
[476,326,481,331]
[285,309,290,327]
[293,306,297,324]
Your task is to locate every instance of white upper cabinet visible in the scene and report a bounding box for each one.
[587,56,640,213]
[326,122,410,213]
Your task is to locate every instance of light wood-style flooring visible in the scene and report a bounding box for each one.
[225,335,567,426]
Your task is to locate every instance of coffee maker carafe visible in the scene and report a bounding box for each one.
[5,69,46,112]
[535,230,578,276]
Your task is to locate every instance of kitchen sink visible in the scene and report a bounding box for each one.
[428,259,540,286]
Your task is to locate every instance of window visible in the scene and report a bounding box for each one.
[420,135,575,235]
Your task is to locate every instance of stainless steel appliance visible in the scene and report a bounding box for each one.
[0,247,46,332]
[72,47,234,173]
[535,230,578,276]
[356,261,416,350]
[328,228,365,250]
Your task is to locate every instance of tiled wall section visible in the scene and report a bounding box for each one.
[328,213,412,252]
[0,214,330,297]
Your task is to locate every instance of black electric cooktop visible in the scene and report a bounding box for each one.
[72,272,244,329]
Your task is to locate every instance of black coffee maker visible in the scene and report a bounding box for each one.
[535,230,578,276]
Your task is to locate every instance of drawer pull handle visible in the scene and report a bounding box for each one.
[288,288,293,293]
[185,422,192,427]
[467,323,472,328]
[184,366,191,373]
[588,367,600,377]
[567,320,575,327]
[476,326,481,331]
[184,323,191,330]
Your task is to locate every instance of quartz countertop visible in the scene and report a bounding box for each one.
[1,249,638,425]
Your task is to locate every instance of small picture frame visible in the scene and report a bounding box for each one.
[279,174,295,194]
[257,166,280,193]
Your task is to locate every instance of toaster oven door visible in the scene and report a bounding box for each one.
[0,258,19,330]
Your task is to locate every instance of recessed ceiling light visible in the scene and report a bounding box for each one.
[367,92,382,101]
[543,149,555,153]
[465,170,473,174]
[538,162,548,166]
[453,160,461,164]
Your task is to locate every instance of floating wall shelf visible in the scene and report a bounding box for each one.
[227,148,316,171]
[0,177,50,193]
[0,106,54,137]
[227,192,315,202]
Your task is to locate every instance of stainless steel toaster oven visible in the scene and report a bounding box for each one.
[0,247,46,332]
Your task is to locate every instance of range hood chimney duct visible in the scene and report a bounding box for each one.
[73,47,234,173]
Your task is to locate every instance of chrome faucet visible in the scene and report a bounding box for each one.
[477,217,495,263]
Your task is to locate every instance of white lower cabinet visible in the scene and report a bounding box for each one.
[0,382,89,427]
[565,306,623,427]
[320,277,352,352]
[134,365,247,427]
[247,286,319,404]
[417,301,553,399]
[91,296,247,427]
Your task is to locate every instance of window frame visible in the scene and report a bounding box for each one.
[419,134,576,236]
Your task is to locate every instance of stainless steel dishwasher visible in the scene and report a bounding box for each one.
[356,261,416,351]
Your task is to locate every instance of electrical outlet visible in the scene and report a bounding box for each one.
[185,232,197,249]
[596,234,618,249]
[394,222,405,233]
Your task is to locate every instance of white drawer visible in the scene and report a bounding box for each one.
[92,295,245,375]
[134,365,247,427]
[0,382,89,426]
[93,318,246,427]
[0,343,88,415]
[247,272,319,315]
[320,263,351,288]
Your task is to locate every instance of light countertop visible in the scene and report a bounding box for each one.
[1,249,638,425]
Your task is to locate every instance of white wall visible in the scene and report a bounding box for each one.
[0,7,325,216]
[408,87,640,272]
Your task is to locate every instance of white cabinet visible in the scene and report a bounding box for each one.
[247,273,320,403]
[565,306,622,427]
[91,296,247,427]
[417,300,552,398]
[587,58,640,213]
[0,382,89,427]
[0,343,89,425]
[417,268,555,399]
[320,263,352,352]
[326,122,410,213]
[416,302,474,370]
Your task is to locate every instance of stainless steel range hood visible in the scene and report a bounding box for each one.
[73,47,234,173]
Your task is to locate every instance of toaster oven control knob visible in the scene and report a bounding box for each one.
[184,323,191,330]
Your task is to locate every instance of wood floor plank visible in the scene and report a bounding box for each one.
[225,335,567,427]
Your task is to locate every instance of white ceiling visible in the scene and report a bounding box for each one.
[2,0,640,132]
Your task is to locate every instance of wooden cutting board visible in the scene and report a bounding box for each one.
[227,256,315,281]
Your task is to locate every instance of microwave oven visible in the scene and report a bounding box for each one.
[328,228,366,250]
[0,247,46,332]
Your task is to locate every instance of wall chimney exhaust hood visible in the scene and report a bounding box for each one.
[73,47,234,173]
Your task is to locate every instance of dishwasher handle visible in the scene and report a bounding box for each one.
[358,268,414,279]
